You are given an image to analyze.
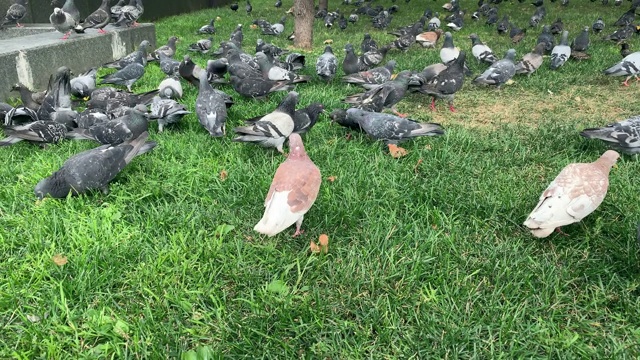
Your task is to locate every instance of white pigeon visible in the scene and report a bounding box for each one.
[550,30,571,70]
[523,150,619,238]
[603,51,640,86]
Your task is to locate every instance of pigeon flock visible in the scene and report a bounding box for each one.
[2,0,640,239]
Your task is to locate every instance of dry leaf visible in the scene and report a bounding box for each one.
[216,16,222,21]
[310,241,321,253]
[249,24,258,29]
[323,39,333,44]
[319,234,329,247]
[220,170,228,181]
[388,144,408,158]
[414,158,423,173]
[326,176,337,182]
[311,234,329,254]
[424,144,432,150]
[52,254,68,266]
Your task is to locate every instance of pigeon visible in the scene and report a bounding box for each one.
[179,55,206,87]
[100,63,144,92]
[603,51,640,86]
[473,49,517,88]
[230,75,294,98]
[195,71,227,137]
[275,0,281,7]
[110,0,125,22]
[440,32,459,64]
[4,106,38,126]
[230,1,238,11]
[158,77,182,99]
[206,59,229,84]
[446,14,463,31]
[343,44,361,75]
[75,0,110,33]
[293,103,324,134]
[49,7,77,39]
[523,150,619,238]
[409,63,447,88]
[515,43,545,75]
[358,46,390,70]
[37,67,76,127]
[70,68,97,98]
[344,108,445,144]
[343,70,412,116]
[614,6,637,27]
[509,23,526,43]
[34,131,157,199]
[67,105,148,145]
[230,24,244,46]
[188,37,213,54]
[86,87,157,111]
[342,60,396,89]
[620,43,632,58]
[148,96,191,132]
[160,52,180,77]
[497,15,509,34]
[76,108,108,129]
[550,31,571,70]
[338,15,348,30]
[199,19,216,34]
[416,29,443,48]
[233,91,299,153]
[419,51,466,112]
[427,13,441,30]
[0,121,68,147]
[149,36,178,61]
[114,0,143,27]
[349,14,358,23]
[604,24,635,43]
[592,17,605,33]
[469,33,498,64]
[572,26,590,52]
[246,0,252,14]
[316,45,338,81]
[253,133,321,237]
[11,83,42,111]
[580,116,640,154]
[57,0,80,23]
[0,0,27,28]
[104,40,150,69]
[550,18,563,35]
[361,33,378,53]
[255,52,309,83]
[537,25,555,54]
[265,16,286,35]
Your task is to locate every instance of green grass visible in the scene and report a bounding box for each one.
[3,0,640,358]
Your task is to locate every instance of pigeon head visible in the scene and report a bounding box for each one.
[276,91,299,116]
[53,7,63,16]
[504,49,516,61]
[345,108,367,124]
[324,45,333,54]
[287,133,308,159]
[385,60,397,71]
[329,109,347,123]
[183,55,192,63]
[583,26,589,32]
[594,150,620,173]
[306,103,325,119]
[35,171,72,200]
[345,43,354,52]
[169,36,179,44]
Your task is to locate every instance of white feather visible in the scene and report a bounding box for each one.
[254,190,304,236]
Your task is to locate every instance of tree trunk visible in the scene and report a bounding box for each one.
[293,0,314,49]
[319,0,328,10]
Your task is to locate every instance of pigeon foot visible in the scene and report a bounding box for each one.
[555,227,569,236]
[98,29,107,34]
[16,23,23,28]
[449,104,456,112]
[292,229,305,237]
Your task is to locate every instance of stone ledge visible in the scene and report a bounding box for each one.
[1,23,156,102]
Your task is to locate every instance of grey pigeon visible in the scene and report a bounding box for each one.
[49,7,76,39]
[0,120,67,147]
[227,49,262,80]
[603,51,640,86]
[344,108,444,144]
[246,0,252,14]
[4,106,38,126]
[361,33,378,53]
[316,45,338,81]
[114,0,143,27]
[230,24,243,46]
[230,75,294,98]
[592,17,605,33]
[469,33,498,64]
[37,67,76,128]
[178,55,204,87]
[110,0,125,22]
[188,37,213,54]
[196,71,227,137]
[158,77,182,99]
[233,91,299,153]
[604,24,635,43]
[359,46,390,70]
[100,63,145,92]
[409,63,447,88]
[104,40,150,69]
[75,0,110,33]
[230,1,238,11]
[199,19,216,34]
[343,44,360,75]
[418,52,465,112]
[581,116,640,154]
[537,25,555,54]
[255,52,309,83]
[473,49,517,88]
[11,83,41,111]
[57,0,80,23]
[550,18,563,35]
[86,87,157,111]
[34,131,156,199]
[76,108,109,129]
[67,104,148,145]
[207,58,229,84]
[293,103,324,134]
[440,32,459,65]
[571,26,590,52]
[550,31,570,70]
[0,0,27,28]
[160,52,180,76]
[70,68,97,98]
[148,96,191,132]
[614,6,636,27]
[343,70,412,116]
[149,36,178,61]
[515,43,545,75]
[343,60,396,89]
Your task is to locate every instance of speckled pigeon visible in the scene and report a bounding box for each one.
[100,63,145,92]
[316,45,338,81]
[67,104,148,145]
[344,108,444,144]
[104,40,150,69]
[603,51,640,85]
[343,71,412,116]
[293,103,324,134]
[343,60,396,89]
[196,71,227,137]
[114,0,143,27]
[148,96,190,132]
[149,36,178,61]
[0,0,27,28]
[0,120,68,147]
[419,51,466,111]
[581,115,640,154]
[49,7,77,39]
[474,49,516,88]
[75,0,110,33]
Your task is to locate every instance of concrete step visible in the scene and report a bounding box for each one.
[0,24,156,102]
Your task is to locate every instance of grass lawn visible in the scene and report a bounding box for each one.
[3,0,640,358]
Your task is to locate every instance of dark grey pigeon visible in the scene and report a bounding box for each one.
[70,68,97,98]
[148,96,191,132]
[110,0,125,22]
[230,24,243,46]
[361,33,378,53]
[196,71,227,137]
[87,87,157,111]
[419,51,466,112]
[581,116,640,154]
[614,6,636,27]
[233,91,299,153]
[571,26,590,52]
[199,19,216,34]
[343,60,396,89]
[11,83,41,111]
[227,49,262,79]
[537,25,555,54]
[316,45,338,81]
[604,24,635,43]
[76,108,109,129]
[49,7,77,39]
[409,63,447,88]
[359,46,390,70]
[246,0,252,14]
[550,18,563,35]
[37,67,76,127]
[0,0,27,28]
[345,108,444,145]
[114,0,143,27]
[230,75,294,98]
[343,44,360,75]
[75,0,110,33]
[207,58,229,83]
[179,55,206,87]
[104,40,150,69]
[160,52,180,76]
[592,17,605,33]
[34,131,156,199]
[100,62,145,92]
[473,49,516,88]
[149,36,178,61]
[67,104,148,145]
[330,108,361,131]
[0,121,67,147]
[343,70,412,116]
[293,103,324,134]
